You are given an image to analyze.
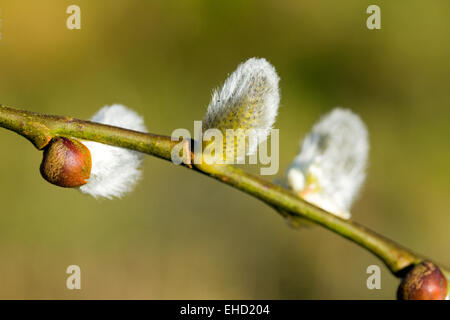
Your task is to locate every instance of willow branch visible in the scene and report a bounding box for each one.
[0,104,447,279]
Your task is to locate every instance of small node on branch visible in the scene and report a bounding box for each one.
[40,137,92,188]
[397,261,448,300]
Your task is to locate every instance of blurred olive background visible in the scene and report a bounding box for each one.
[0,0,449,299]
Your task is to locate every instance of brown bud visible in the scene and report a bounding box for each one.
[397,261,448,300]
[40,137,92,188]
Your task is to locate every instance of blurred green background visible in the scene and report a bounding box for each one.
[0,0,449,299]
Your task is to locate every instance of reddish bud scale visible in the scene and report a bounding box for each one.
[397,261,448,300]
[40,137,92,188]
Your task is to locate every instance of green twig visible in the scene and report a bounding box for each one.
[0,104,447,279]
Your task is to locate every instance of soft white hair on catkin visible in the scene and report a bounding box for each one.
[287,108,369,217]
[79,104,147,199]
[202,57,280,157]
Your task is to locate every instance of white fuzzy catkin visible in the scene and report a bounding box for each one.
[286,108,369,219]
[79,104,147,199]
[202,57,280,159]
